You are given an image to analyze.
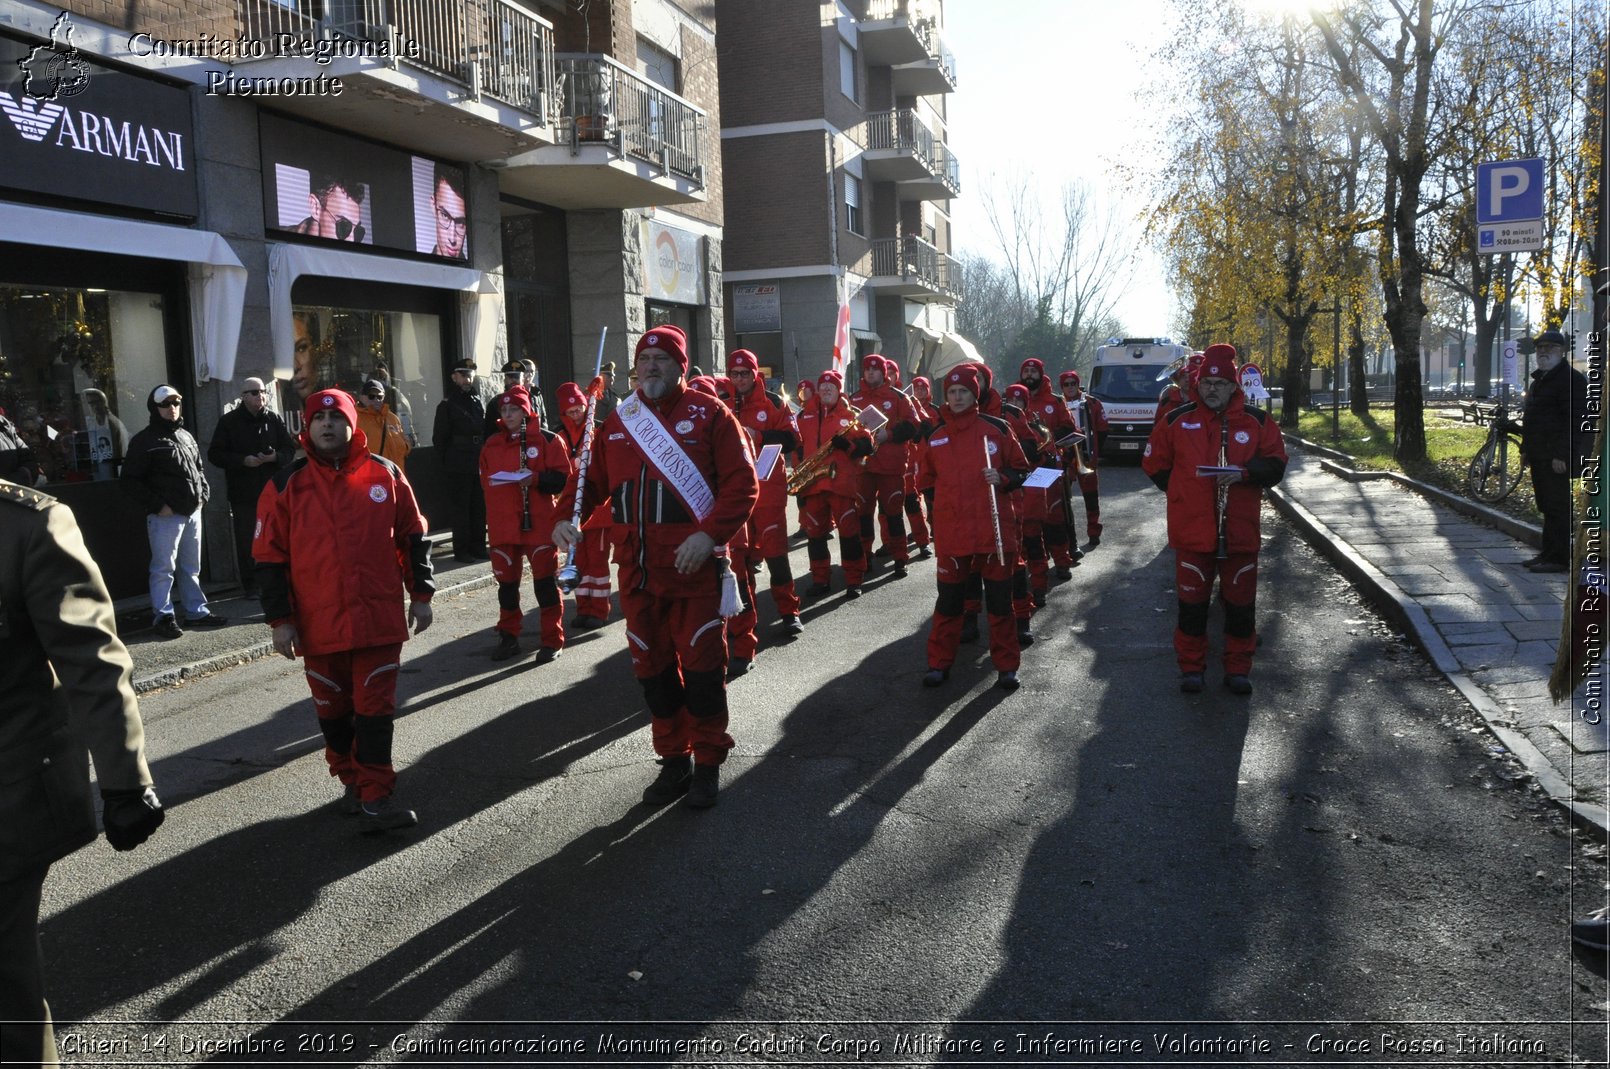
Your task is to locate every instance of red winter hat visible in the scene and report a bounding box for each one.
[496,385,534,418]
[817,369,844,391]
[688,375,720,397]
[943,364,981,400]
[1060,369,1080,385]
[556,381,587,411]
[1004,383,1030,405]
[728,349,760,373]
[1020,357,1045,377]
[712,375,736,403]
[862,353,886,374]
[798,379,815,394]
[912,375,931,392]
[1197,343,1238,383]
[637,325,689,370]
[304,388,358,431]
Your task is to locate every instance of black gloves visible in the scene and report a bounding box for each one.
[102,786,164,851]
[831,434,851,450]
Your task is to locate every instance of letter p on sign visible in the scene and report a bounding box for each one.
[1476,158,1545,223]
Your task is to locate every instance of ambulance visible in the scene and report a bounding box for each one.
[1085,337,1191,458]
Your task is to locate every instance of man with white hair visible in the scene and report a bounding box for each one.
[208,376,295,597]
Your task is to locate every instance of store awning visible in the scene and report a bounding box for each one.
[906,326,986,382]
[267,244,496,381]
[0,202,247,383]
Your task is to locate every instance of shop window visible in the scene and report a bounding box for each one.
[0,283,168,485]
[284,305,443,441]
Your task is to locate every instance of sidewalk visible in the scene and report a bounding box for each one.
[1270,442,1609,838]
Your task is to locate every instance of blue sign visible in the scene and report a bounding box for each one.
[1476,158,1544,224]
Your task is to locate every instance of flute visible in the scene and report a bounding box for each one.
[984,435,1004,565]
[1215,415,1229,560]
[557,327,608,591]
[518,412,532,532]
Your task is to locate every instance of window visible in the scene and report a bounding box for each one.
[839,38,858,102]
[637,38,679,94]
[284,305,442,441]
[844,173,863,235]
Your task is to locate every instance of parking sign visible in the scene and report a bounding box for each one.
[1476,158,1545,253]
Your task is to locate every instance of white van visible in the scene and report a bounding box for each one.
[1086,337,1191,457]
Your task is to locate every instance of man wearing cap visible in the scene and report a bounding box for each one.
[433,361,489,561]
[254,388,435,832]
[208,377,296,598]
[1142,343,1287,695]
[904,375,939,558]
[356,379,412,467]
[1061,369,1109,550]
[795,369,875,598]
[480,385,571,662]
[122,385,226,639]
[918,364,1031,692]
[727,349,804,634]
[556,381,614,629]
[850,355,920,576]
[596,361,621,421]
[553,325,758,809]
[1501,329,1590,572]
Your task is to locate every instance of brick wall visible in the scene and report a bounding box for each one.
[714,0,825,127]
[677,20,723,230]
[722,131,832,270]
[59,0,234,41]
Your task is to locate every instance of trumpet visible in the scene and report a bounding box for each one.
[786,402,889,495]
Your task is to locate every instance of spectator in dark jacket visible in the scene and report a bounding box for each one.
[208,378,295,597]
[121,385,227,639]
[0,407,39,486]
[1511,330,1590,572]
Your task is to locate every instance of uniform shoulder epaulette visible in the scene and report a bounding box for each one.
[1244,406,1269,426]
[271,457,309,490]
[978,412,1013,436]
[765,389,787,409]
[1165,402,1199,425]
[370,453,402,478]
[0,480,54,510]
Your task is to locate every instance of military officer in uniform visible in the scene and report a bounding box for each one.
[433,359,490,561]
[0,478,165,1066]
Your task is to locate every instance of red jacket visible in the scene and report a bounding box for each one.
[1023,379,1075,438]
[571,384,758,598]
[480,419,571,546]
[1067,391,1108,461]
[253,429,433,656]
[560,414,612,530]
[795,398,872,498]
[848,381,919,476]
[919,407,1030,558]
[1154,383,1186,425]
[1141,391,1288,554]
[732,379,799,509]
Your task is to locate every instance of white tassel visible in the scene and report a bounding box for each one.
[718,556,742,618]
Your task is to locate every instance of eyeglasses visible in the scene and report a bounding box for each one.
[334,217,365,242]
[158,398,183,408]
[242,389,263,396]
[365,392,385,399]
[436,206,468,234]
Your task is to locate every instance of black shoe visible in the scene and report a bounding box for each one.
[491,632,523,661]
[569,614,606,631]
[1087,536,1101,549]
[359,796,418,834]
[684,764,720,808]
[1571,915,1610,952]
[1032,591,1047,609]
[153,614,183,641]
[959,614,980,643]
[915,545,932,560]
[1053,566,1073,582]
[873,544,893,559]
[891,562,908,579]
[183,613,229,628]
[1180,672,1205,694]
[642,755,693,805]
[1017,624,1034,647]
[1072,548,1085,562]
[996,670,1020,692]
[453,552,479,563]
[1224,674,1253,695]
[921,667,950,688]
[1527,559,1568,573]
[805,581,832,597]
[1519,554,1545,567]
[845,586,862,599]
[469,549,491,561]
[535,645,563,664]
[780,614,804,635]
[728,656,752,679]
[337,784,362,816]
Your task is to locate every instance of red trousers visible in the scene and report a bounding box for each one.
[746,500,800,618]
[726,558,759,660]
[800,491,865,587]
[621,585,735,766]
[902,469,931,549]
[929,553,1020,672]
[570,522,613,621]
[303,643,404,803]
[858,470,909,562]
[1173,549,1259,674]
[492,543,563,648]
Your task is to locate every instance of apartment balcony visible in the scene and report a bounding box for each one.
[857,0,937,66]
[234,0,559,160]
[866,235,963,301]
[891,31,957,96]
[861,110,961,201]
[490,54,707,210]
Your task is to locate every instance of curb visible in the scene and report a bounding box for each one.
[1268,475,1608,842]
[130,569,499,694]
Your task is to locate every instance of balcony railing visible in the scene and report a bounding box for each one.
[864,109,960,197]
[871,235,963,300]
[556,54,705,183]
[236,0,557,117]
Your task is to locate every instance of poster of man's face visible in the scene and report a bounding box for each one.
[413,157,469,260]
[277,164,373,244]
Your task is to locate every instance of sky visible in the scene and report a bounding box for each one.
[943,0,1184,339]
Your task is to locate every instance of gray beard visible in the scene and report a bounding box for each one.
[641,378,671,400]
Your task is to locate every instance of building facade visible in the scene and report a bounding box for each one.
[715,0,960,391]
[0,0,721,598]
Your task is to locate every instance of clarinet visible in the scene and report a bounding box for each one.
[518,413,533,532]
[1215,414,1229,560]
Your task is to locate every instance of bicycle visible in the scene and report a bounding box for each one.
[1465,404,1525,502]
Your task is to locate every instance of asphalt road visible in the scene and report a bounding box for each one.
[39,465,1609,1067]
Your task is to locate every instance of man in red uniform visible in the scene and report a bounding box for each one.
[1141,344,1287,695]
[794,369,874,598]
[727,349,804,635]
[1153,353,1203,426]
[850,354,920,577]
[255,388,434,833]
[480,385,571,663]
[904,375,938,558]
[918,364,1031,692]
[556,381,613,630]
[1061,370,1110,549]
[554,326,758,808]
[1002,383,1050,637]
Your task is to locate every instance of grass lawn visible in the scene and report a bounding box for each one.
[1293,405,1540,522]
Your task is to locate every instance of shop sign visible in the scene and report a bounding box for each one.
[0,24,198,218]
[644,220,704,305]
[733,282,781,333]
